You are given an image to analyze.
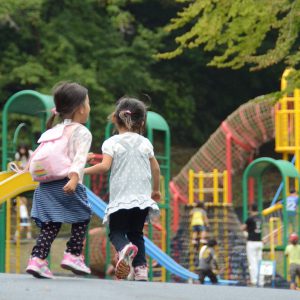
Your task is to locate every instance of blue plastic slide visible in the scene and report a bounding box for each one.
[86,187,237,284]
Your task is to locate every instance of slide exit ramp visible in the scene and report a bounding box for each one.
[0,172,38,205]
[86,188,237,284]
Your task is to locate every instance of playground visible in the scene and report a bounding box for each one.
[1,1,300,297]
[0,69,299,300]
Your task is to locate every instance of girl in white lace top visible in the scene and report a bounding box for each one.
[85,97,160,281]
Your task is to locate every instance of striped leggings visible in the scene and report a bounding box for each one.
[31,220,89,259]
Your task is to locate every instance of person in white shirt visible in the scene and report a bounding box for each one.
[14,197,32,240]
[85,96,160,281]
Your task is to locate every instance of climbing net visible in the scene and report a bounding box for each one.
[173,96,275,199]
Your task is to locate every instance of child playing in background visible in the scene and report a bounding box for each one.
[285,189,299,231]
[14,197,32,241]
[198,239,219,284]
[26,82,92,279]
[190,201,209,244]
[15,144,33,169]
[14,145,33,240]
[85,96,160,281]
[285,233,300,290]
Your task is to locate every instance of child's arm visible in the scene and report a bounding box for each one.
[150,156,161,201]
[84,154,112,175]
[63,173,79,194]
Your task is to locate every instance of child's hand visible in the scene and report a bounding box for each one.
[86,152,95,164]
[63,176,78,194]
[151,190,161,201]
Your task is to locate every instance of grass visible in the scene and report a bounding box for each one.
[7,237,73,275]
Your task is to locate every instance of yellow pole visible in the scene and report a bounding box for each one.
[16,197,21,274]
[199,171,204,201]
[189,170,194,205]
[275,104,279,151]
[294,89,300,186]
[213,169,219,205]
[281,69,291,91]
[5,199,11,273]
[270,217,275,260]
[278,219,282,246]
[223,171,228,204]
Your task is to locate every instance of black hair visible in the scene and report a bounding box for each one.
[207,239,217,247]
[195,201,204,209]
[47,82,88,129]
[290,189,296,194]
[17,144,30,159]
[251,204,258,212]
[112,96,147,134]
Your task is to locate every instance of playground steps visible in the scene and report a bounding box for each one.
[206,205,248,282]
[171,205,249,283]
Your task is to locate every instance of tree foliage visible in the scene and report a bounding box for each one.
[0,0,282,148]
[158,0,300,88]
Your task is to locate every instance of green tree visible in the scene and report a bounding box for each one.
[158,0,300,88]
[0,0,283,148]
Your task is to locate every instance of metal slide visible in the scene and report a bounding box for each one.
[86,188,237,284]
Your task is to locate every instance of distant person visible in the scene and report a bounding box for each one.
[190,201,209,245]
[242,204,263,286]
[198,239,219,284]
[26,82,92,279]
[15,144,33,169]
[14,197,32,240]
[85,97,160,281]
[285,233,300,290]
[14,145,33,240]
[283,189,299,231]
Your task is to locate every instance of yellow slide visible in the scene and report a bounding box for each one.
[0,172,38,205]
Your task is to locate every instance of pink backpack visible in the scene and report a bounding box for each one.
[26,123,79,182]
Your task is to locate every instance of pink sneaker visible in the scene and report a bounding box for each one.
[115,243,138,280]
[134,265,148,281]
[60,252,91,275]
[26,257,54,279]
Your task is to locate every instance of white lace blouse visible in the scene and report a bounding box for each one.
[63,119,92,183]
[102,132,160,224]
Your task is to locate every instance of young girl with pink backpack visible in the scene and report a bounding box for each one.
[25,82,92,279]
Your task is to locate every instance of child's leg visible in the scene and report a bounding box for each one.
[207,270,218,284]
[127,208,148,267]
[31,222,61,259]
[109,209,138,279]
[127,208,148,281]
[60,220,91,275]
[200,228,207,242]
[26,222,61,279]
[198,270,206,284]
[109,210,131,251]
[26,225,32,239]
[65,220,89,256]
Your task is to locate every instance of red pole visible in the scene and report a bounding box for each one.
[226,133,232,204]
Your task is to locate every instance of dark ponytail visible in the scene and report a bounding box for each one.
[46,113,57,130]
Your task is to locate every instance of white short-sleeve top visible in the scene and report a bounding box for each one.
[102,132,160,224]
